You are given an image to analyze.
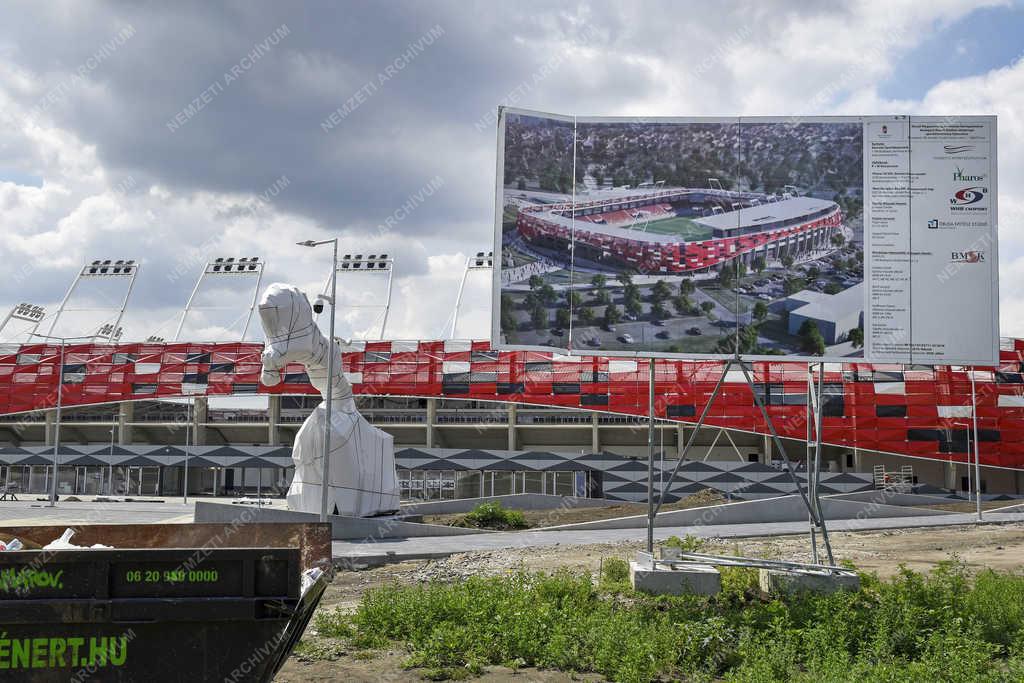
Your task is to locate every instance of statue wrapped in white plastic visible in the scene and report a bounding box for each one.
[258,283,400,517]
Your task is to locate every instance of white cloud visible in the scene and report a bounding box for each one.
[0,0,1021,347]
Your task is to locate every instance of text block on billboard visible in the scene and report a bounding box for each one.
[864,117,998,365]
[492,108,998,366]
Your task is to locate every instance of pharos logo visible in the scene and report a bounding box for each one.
[952,167,986,182]
[950,187,986,206]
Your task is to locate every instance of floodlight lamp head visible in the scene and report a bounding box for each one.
[297,240,318,247]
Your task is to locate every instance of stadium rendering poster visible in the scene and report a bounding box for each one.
[492,108,998,365]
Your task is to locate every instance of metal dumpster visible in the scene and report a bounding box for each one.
[0,522,331,682]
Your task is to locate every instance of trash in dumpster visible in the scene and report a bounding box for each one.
[42,528,112,550]
[0,537,23,551]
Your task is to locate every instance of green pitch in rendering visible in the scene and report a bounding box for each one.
[633,215,713,240]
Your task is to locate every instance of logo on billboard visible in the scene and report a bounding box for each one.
[950,187,987,206]
[952,167,986,182]
[950,250,985,263]
[944,144,976,154]
[927,217,987,230]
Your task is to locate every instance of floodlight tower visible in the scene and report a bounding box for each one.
[334,253,395,340]
[173,257,264,342]
[46,259,139,341]
[95,324,123,342]
[0,303,45,341]
[445,251,492,339]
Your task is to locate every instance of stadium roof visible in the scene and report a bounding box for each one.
[693,196,836,231]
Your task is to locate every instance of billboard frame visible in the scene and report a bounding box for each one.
[492,107,999,367]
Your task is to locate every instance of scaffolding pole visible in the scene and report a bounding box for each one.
[648,357,830,564]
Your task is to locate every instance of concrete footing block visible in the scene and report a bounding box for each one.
[759,568,860,595]
[630,561,721,596]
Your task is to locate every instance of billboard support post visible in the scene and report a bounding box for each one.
[740,361,834,564]
[971,368,981,521]
[806,362,835,565]
[646,357,655,553]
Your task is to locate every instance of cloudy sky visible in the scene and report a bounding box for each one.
[1,0,1023,343]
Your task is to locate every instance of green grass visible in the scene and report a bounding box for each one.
[639,215,713,241]
[315,560,1024,682]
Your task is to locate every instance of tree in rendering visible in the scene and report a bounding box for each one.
[753,301,768,322]
[555,308,571,330]
[539,284,557,305]
[848,326,864,349]
[604,303,622,327]
[625,297,643,318]
[500,295,517,332]
[652,279,672,302]
[531,306,548,331]
[799,319,826,356]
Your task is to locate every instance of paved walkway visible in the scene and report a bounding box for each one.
[0,497,278,526]
[331,511,1024,565]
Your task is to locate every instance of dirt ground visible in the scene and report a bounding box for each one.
[275,520,1024,682]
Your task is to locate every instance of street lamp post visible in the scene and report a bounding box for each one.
[298,238,339,523]
[30,333,95,507]
[183,395,191,505]
[108,426,115,496]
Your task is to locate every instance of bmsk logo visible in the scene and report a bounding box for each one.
[951,251,985,263]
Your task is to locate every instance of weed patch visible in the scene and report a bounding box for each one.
[318,560,1024,682]
[451,502,529,530]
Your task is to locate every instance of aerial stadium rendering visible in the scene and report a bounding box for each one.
[496,114,865,357]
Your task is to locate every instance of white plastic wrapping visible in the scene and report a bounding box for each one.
[259,283,400,517]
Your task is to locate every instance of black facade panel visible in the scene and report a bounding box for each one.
[667,405,696,417]
[907,429,943,441]
[876,405,907,418]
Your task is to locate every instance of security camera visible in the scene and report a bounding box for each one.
[312,294,332,314]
